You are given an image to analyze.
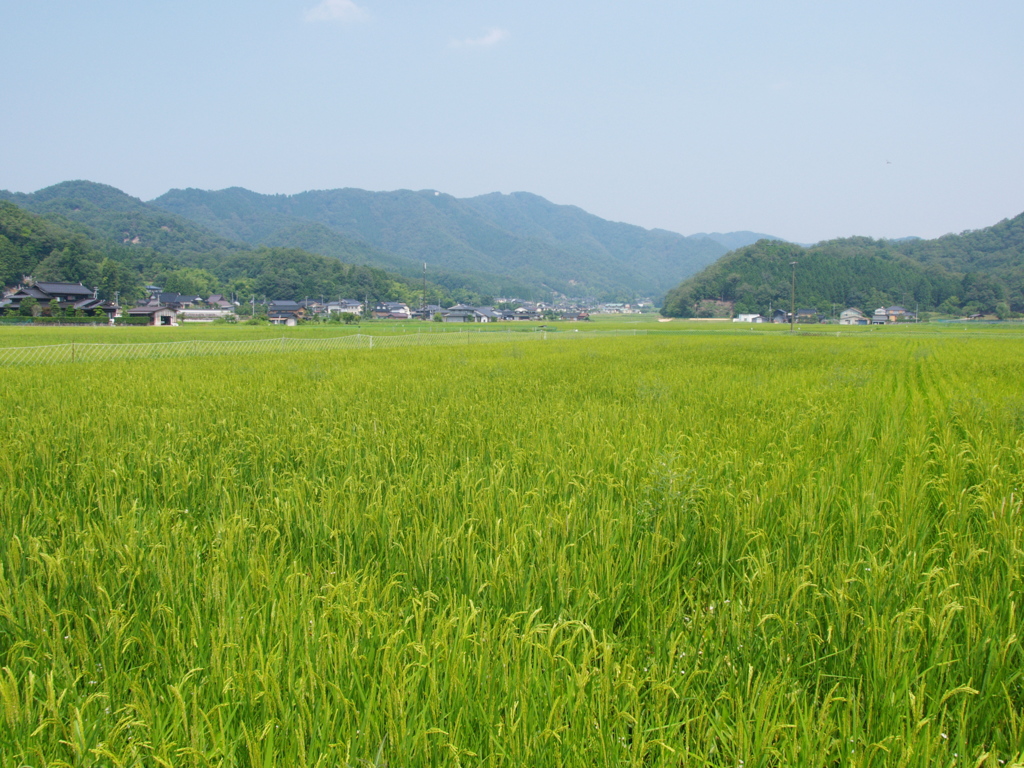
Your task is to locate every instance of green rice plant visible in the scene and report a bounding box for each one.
[0,332,1022,766]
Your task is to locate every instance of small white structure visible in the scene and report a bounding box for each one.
[733,313,766,323]
[126,306,179,326]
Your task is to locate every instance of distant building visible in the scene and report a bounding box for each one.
[2,282,115,318]
[372,301,411,319]
[839,308,868,325]
[126,306,178,326]
[442,304,477,323]
[885,306,916,322]
[268,300,304,326]
[177,308,236,323]
[156,293,203,309]
[474,307,502,322]
[207,294,236,309]
[326,299,365,316]
[417,304,444,320]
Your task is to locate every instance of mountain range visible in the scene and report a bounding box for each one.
[15,179,1018,319]
[1,181,782,301]
[661,212,1024,318]
[149,186,780,298]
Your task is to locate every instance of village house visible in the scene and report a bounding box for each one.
[372,301,412,319]
[885,305,916,322]
[473,307,502,322]
[206,294,236,310]
[1,281,116,318]
[326,299,365,316]
[441,304,477,323]
[155,292,203,309]
[268,300,304,326]
[297,299,324,316]
[126,305,179,326]
[839,308,868,325]
[417,304,444,320]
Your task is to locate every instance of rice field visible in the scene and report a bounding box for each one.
[1,330,1022,766]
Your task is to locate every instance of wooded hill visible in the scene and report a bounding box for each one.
[150,187,771,299]
[661,212,1024,318]
[0,188,459,307]
[6,181,777,302]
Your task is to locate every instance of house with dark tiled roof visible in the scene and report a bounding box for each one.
[268,300,304,326]
[2,282,116,318]
[207,294,236,309]
[155,293,203,309]
[442,304,477,323]
[474,307,502,323]
[371,301,412,319]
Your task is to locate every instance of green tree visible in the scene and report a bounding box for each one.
[938,296,962,315]
[160,268,219,297]
[19,297,38,317]
[97,258,142,303]
[34,246,99,286]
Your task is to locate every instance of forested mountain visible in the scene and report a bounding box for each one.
[0,181,244,258]
[1,182,563,301]
[0,192,458,307]
[661,212,1024,318]
[150,187,744,298]
[895,212,1024,300]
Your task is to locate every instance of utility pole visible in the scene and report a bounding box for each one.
[422,262,427,320]
[790,261,797,332]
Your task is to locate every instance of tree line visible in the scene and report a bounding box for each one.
[661,231,1021,319]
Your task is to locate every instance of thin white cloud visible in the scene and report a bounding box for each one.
[304,0,366,23]
[450,28,509,48]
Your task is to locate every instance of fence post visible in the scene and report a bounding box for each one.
[280,336,285,353]
[71,343,75,363]
[369,335,373,350]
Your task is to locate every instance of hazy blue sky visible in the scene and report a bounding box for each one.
[3,0,1022,243]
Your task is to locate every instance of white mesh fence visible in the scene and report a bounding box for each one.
[0,329,612,368]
